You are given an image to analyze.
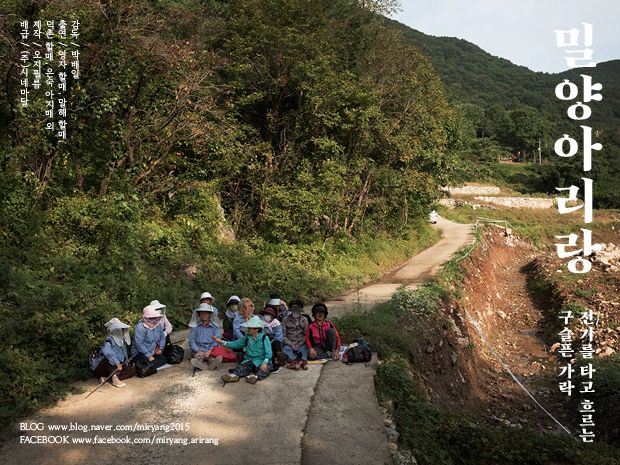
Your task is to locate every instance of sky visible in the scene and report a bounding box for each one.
[391,0,620,73]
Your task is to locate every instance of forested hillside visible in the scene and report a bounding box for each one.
[0,0,460,421]
[389,18,620,207]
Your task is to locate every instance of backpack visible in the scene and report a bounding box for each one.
[343,337,372,364]
[134,358,158,378]
[89,347,104,372]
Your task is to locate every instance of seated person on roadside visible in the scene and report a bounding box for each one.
[91,318,136,388]
[306,303,341,361]
[131,305,168,369]
[148,299,173,339]
[213,316,273,384]
[282,299,309,370]
[232,297,255,340]
[188,303,224,371]
[259,305,283,373]
[265,293,289,321]
[223,295,241,340]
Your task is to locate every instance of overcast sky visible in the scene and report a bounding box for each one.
[392,0,620,73]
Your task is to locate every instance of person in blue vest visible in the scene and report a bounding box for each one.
[188,303,224,371]
[212,316,273,384]
[90,318,135,387]
[131,305,168,369]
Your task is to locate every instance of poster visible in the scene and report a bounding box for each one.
[0,1,618,464]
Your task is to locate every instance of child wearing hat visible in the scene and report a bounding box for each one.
[131,305,168,369]
[199,291,215,306]
[306,303,341,361]
[282,299,310,370]
[212,315,273,384]
[259,306,283,373]
[199,291,224,328]
[91,318,136,387]
[188,303,224,370]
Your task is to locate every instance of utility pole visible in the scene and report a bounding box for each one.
[538,138,542,165]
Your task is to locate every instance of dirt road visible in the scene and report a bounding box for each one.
[0,216,473,465]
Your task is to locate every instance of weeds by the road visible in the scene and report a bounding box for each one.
[335,234,620,464]
[438,204,618,248]
[375,355,619,465]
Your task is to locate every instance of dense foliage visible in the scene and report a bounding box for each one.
[0,0,457,423]
[389,19,620,207]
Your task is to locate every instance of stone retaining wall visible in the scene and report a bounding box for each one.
[445,186,501,195]
[473,196,555,209]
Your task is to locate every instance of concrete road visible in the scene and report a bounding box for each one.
[302,357,389,465]
[325,217,474,317]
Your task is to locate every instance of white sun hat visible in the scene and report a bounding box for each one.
[200,292,214,301]
[105,318,131,346]
[188,303,221,328]
[105,317,130,331]
[227,295,241,305]
[142,305,163,319]
[149,300,166,310]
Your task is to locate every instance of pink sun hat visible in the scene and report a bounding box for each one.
[142,305,163,319]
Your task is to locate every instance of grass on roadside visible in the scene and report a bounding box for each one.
[334,244,620,464]
[437,205,618,248]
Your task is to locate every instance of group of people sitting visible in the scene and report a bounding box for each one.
[90,293,342,387]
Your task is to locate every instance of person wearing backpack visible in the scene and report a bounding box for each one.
[282,299,309,370]
[306,303,341,361]
[90,318,136,388]
[212,316,273,384]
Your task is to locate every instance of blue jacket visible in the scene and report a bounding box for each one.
[90,336,129,371]
[263,322,283,342]
[189,321,222,353]
[232,313,247,340]
[131,322,166,358]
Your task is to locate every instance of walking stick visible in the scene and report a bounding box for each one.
[86,353,136,398]
[86,368,120,398]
